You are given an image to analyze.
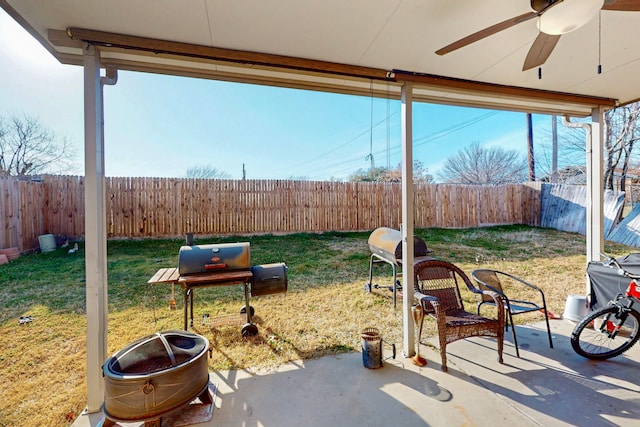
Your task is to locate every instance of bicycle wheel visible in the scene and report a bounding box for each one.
[571,306,640,360]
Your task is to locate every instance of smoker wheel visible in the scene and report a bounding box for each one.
[241,323,259,337]
[240,305,255,317]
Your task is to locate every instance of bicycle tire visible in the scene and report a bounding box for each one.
[570,305,640,360]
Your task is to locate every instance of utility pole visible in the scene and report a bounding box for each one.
[242,163,246,180]
[527,113,536,181]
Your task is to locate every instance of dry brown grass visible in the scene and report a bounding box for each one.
[0,226,633,426]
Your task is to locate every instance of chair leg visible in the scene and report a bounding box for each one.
[504,308,510,332]
[508,310,520,358]
[543,308,553,349]
[438,333,448,372]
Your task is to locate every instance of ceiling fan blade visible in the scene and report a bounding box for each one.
[602,0,640,11]
[436,11,538,55]
[522,32,561,71]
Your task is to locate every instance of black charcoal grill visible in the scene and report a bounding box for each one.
[176,240,287,336]
[365,227,433,308]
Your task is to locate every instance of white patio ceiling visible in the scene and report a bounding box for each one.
[4,0,640,116]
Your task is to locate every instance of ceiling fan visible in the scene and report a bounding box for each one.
[435,0,640,71]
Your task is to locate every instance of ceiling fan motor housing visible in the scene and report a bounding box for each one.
[531,0,556,13]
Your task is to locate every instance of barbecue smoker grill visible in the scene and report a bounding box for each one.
[147,241,288,337]
[366,227,433,308]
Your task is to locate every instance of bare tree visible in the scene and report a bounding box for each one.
[535,119,586,183]
[604,102,640,191]
[185,164,231,179]
[437,142,528,184]
[535,103,640,190]
[0,113,75,176]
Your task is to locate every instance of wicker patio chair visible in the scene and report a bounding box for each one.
[413,259,505,372]
[471,269,553,358]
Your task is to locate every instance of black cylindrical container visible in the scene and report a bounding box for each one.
[250,263,288,296]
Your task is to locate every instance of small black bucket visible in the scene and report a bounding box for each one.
[361,327,395,369]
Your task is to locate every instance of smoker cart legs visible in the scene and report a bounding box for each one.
[366,253,400,309]
[241,282,259,337]
[183,282,258,336]
[365,254,374,292]
[184,288,191,330]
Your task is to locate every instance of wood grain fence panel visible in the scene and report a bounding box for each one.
[315,181,322,231]
[0,179,10,248]
[0,178,21,249]
[19,180,43,249]
[3,176,549,250]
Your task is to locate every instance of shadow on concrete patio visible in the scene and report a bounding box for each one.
[74,319,640,427]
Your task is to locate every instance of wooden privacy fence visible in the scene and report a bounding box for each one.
[1,176,542,251]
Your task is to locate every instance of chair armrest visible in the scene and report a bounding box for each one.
[479,289,504,309]
[477,289,505,323]
[414,291,441,315]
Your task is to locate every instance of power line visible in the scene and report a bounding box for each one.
[413,111,501,147]
[282,109,503,179]
[280,110,399,174]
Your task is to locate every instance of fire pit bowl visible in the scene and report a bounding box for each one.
[103,330,210,423]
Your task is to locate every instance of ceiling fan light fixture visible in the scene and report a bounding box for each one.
[537,0,604,35]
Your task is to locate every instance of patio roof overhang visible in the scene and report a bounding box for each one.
[4,1,637,116]
[43,27,614,117]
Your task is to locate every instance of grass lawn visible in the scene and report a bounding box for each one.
[0,225,633,426]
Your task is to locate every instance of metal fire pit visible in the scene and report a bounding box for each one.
[365,227,433,308]
[102,330,211,426]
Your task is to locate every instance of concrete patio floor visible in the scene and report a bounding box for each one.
[74,318,640,427]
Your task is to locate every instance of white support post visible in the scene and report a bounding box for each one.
[563,108,605,295]
[83,44,108,413]
[587,107,605,262]
[400,82,415,357]
[587,107,605,291]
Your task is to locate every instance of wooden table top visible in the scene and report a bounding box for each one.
[148,267,180,284]
[148,267,252,287]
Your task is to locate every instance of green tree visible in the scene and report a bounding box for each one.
[349,161,433,183]
[349,166,388,182]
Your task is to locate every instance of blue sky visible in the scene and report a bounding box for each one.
[0,9,556,181]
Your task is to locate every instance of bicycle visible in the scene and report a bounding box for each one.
[570,253,640,360]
